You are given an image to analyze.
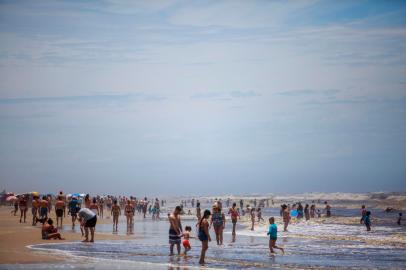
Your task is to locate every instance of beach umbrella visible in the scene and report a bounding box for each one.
[72,193,81,197]
[6,196,18,202]
[31,191,39,197]
[66,194,72,198]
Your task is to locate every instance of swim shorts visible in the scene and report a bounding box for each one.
[56,209,63,217]
[182,239,191,249]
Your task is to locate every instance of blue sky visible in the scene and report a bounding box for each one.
[0,0,405,196]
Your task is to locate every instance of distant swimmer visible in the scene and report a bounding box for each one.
[364,211,371,231]
[360,205,367,224]
[198,209,211,265]
[267,217,284,255]
[397,213,402,226]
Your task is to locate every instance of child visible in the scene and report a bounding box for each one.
[182,226,192,255]
[364,211,371,231]
[267,217,284,254]
[397,213,402,226]
[111,200,121,232]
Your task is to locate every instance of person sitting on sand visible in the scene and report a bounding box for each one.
[78,208,97,242]
[198,209,211,265]
[267,217,284,255]
[364,211,371,231]
[182,226,192,255]
[397,213,403,226]
[18,195,27,223]
[168,206,183,256]
[55,196,65,228]
[41,218,65,240]
[111,199,121,232]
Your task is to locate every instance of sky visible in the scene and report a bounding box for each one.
[0,0,405,196]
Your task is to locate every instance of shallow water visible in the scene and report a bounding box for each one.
[21,208,406,270]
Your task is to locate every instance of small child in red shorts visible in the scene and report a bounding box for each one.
[182,226,192,255]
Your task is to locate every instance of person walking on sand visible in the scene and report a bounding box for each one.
[78,207,97,242]
[19,195,28,223]
[282,204,290,232]
[32,196,40,226]
[111,199,121,232]
[198,209,211,265]
[228,203,240,237]
[211,203,225,245]
[68,196,79,229]
[55,196,65,228]
[169,206,183,256]
[267,217,284,255]
[39,196,49,219]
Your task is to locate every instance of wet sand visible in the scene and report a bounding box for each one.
[0,207,127,264]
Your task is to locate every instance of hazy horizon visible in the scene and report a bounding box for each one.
[1,1,405,195]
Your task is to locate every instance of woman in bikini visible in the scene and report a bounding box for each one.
[19,195,28,223]
[124,200,134,234]
[228,202,240,238]
[111,199,121,232]
[89,198,99,216]
[198,209,211,265]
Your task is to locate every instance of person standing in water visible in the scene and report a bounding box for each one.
[198,209,211,265]
[250,207,256,230]
[310,202,316,218]
[360,205,367,224]
[267,217,284,255]
[196,200,201,220]
[125,200,134,234]
[168,206,183,256]
[397,213,402,225]
[364,211,371,231]
[282,204,290,232]
[111,199,121,232]
[228,202,240,237]
[55,196,65,228]
[324,201,331,217]
[304,204,310,221]
[211,203,225,245]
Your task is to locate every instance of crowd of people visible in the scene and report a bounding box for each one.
[5,192,404,266]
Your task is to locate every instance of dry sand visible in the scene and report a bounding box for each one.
[0,206,126,264]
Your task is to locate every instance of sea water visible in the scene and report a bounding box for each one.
[2,196,406,270]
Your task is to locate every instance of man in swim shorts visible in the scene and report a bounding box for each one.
[168,206,183,255]
[55,195,65,228]
[78,207,97,242]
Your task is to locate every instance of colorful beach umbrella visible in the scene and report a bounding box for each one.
[6,196,18,202]
[31,191,39,196]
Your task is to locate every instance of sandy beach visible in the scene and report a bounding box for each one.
[0,207,126,264]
